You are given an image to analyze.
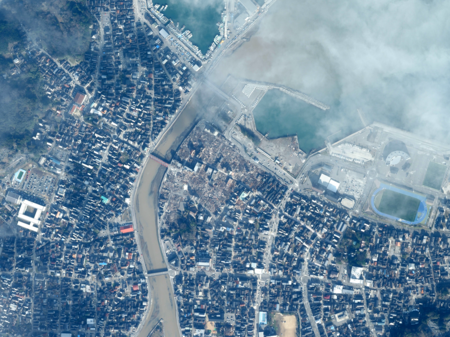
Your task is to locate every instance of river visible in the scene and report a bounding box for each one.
[135,83,224,337]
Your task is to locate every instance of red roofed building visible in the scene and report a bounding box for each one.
[120,224,134,234]
[69,104,82,116]
[74,92,86,105]
[132,285,139,291]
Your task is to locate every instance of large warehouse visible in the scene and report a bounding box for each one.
[318,173,340,193]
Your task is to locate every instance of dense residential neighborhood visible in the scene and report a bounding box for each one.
[0,0,194,335]
[1,0,450,336]
[155,122,450,337]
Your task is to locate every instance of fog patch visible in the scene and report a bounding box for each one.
[214,0,450,143]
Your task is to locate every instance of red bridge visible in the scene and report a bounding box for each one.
[149,153,170,167]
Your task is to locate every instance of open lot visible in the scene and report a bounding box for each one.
[273,313,297,337]
[423,162,447,190]
[205,321,216,334]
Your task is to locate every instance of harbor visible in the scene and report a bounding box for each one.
[152,0,224,54]
[252,89,361,153]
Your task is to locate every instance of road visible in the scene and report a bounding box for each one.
[300,250,321,337]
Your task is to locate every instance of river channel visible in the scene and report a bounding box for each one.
[135,84,224,337]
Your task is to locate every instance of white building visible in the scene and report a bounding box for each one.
[318,174,340,193]
[350,266,364,285]
[327,179,340,193]
[159,28,169,39]
[17,199,46,232]
[319,174,331,187]
[5,191,22,204]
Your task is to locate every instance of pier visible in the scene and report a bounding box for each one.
[242,79,330,111]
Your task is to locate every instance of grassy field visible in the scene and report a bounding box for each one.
[377,189,421,222]
[423,162,447,190]
[17,170,24,180]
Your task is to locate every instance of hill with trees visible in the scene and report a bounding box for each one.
[0,0,94,150]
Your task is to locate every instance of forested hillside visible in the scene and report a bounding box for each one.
[0,0,93,150]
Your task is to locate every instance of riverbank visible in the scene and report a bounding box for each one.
[134,82,225,337]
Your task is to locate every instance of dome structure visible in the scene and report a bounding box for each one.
[382,140,410,166]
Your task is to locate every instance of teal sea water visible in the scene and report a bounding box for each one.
[154,0,223,54]
[253,89,362,153]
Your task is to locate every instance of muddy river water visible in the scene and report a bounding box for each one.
[134,83,224,336]
[134,99,199,337]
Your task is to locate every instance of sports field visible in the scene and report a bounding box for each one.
[423,162,446,190]
[375,189,421,222]
[273,313,297,337]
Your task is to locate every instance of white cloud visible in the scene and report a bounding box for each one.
[215,0,450,142]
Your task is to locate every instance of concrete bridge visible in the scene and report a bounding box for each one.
[147,268,169,277]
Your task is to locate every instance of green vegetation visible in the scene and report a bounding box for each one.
[254,220,260,231]
[390,322,432,337]
[2,0,93,59]
[418,308,449,333]
[267,312,279,333]
[0,1,94,152]
[423,162,447,190]
[67,1,92,28]
[0,62,52,150]
[237,124,261,146]
[375,189,421,222]
[336,229,370,268]
[389,297,450,337]
[84,114,101,125]
[168,209,198,242]
[0,17,24,54]
[120,153,130,164]
[0,55,13,72]
[437,282,450,297]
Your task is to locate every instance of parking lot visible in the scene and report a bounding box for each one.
[22,168,57,199]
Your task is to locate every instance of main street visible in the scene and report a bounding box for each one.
[300,249,321,337]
